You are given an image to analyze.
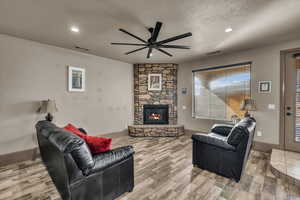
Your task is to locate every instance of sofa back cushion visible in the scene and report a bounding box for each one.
[227,117,256,146]
[46,126,95,174]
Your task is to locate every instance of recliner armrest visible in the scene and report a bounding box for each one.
[89,146,135,175]
[211,124,234,137]
[192,133,236,151]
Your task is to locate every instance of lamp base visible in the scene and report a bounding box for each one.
[244,111,251,118]
[45,113,53,122]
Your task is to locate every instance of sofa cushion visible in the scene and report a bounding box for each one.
[36,120,60,138]
[48,129,95,175]
[227,118,255,146]
[227,126,247,146]
[90,146,135,174]
[48,129,83,153]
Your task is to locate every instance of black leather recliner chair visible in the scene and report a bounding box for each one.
[191,117,256,182]
[36,120,134,200]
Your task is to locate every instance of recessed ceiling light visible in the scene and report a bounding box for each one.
[225,27,233,33]
[70,26,80,33]
[150,53,153,57]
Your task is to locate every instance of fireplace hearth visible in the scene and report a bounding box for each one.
[143,104,169,124]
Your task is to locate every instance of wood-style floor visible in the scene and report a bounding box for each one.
[0,132,299,200]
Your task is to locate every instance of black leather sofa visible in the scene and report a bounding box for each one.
[191,117,256,182]
[36,120,135,200]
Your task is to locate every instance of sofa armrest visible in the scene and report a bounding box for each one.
[192,133,236,151]
[211,124,234,137]
[89,146,135,174]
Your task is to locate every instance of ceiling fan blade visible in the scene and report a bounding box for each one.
[111,42,147,46]
[119,29,147,43]
[158,45,190,49]
[125,47,147,55]
[151,21,162,42]
[147,48,153,59]
[156,32,192,45]
[156,48,173,57]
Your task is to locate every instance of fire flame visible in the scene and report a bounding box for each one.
[149,113,161,120]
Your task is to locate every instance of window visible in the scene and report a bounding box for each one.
[192,62,251,121]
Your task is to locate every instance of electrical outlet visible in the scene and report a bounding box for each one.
[257,130,262,137]
[268,104,275,110]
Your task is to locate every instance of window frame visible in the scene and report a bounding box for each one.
[192,61,252,121]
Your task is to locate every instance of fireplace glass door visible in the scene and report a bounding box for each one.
[143,105,169,124]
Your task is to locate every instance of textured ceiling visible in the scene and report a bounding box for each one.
[0,0,300,63]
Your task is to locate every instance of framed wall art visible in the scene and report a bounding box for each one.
[68,66,85,92]
[258,81,271,93]
[148,73,162,91]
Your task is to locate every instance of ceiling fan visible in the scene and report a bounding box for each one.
[111,21,192,58]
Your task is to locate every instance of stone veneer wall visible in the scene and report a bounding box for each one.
[134,63,178,125]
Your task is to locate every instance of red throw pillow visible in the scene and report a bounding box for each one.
[64,124,112,154]
[64,124,87,139]
[85,136,112,154]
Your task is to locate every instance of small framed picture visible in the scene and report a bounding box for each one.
[258,81,271,93]
[68,66,85,92]
[148,74,162,91]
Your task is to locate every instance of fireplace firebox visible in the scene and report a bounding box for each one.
[143,104,169,124]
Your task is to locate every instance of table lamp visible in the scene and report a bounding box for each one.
[240,99,256,117]
[37,99,58,122]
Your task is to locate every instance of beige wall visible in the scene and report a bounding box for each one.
[0,34,133,155]
[3,33,300,155]
[178,39,300,145]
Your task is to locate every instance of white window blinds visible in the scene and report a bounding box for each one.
[192,62,251,121]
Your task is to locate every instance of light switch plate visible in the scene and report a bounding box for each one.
[268,104,275,110]
[257,131,262,137]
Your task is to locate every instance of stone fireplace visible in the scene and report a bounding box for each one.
[143,104,169,124]
[128,63,184,137]
[133,63,178,125]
